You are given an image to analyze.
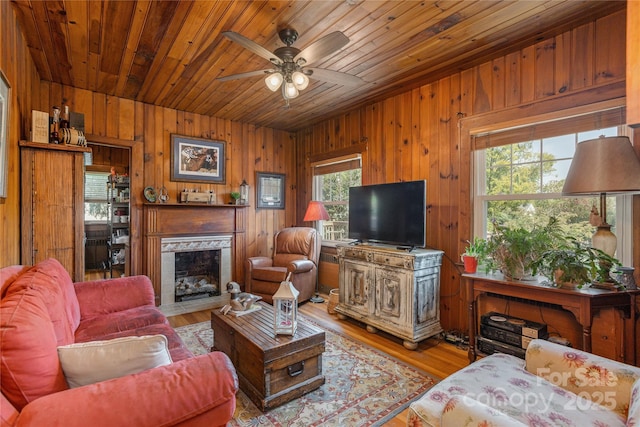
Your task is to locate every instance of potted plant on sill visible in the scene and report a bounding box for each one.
[484,217,563,281]
[461,237,488,274]
[531,239,622,290]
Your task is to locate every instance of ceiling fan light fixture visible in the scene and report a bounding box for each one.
[292,71,309,90]
[265,72,283,91]
[283,81,299,99]
[221,29,360,105]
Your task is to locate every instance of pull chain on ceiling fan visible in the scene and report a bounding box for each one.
[218,28,363,106]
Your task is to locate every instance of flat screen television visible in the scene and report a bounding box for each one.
[348,180,426,248]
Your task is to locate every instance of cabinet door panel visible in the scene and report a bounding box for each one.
[341,259,370,317]
[374,268,410,330]
[415,273,439,325]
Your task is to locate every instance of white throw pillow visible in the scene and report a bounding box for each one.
[57,335,172,388]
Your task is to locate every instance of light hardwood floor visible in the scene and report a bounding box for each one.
[167,294,469,426]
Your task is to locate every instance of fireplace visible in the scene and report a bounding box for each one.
[160,235,232,316]
[174,250,220,302]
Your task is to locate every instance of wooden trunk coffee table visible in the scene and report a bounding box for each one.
[211,301,325,411]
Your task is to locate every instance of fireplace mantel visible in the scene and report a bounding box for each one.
[143,203,247,305]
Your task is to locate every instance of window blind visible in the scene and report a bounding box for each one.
[85,171,110,202]
[472,108,625,150]
[312,156,362,176]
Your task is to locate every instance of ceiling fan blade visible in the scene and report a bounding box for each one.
[222,31,281,65]
[217,69,274,82]
[307,68,363,86]
[294,31,349,66]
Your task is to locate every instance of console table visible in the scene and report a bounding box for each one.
[464,273,638,364]
[335,244,443,350]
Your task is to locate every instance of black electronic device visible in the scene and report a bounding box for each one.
[480,311,548,339]
[348,180,426,248]
[477,336,526,359]
[480,324,541,349]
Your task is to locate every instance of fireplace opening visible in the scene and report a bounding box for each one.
[160,234,232,314]
[174,249,221,302]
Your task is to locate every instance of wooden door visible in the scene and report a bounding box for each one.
[21,143,87,281]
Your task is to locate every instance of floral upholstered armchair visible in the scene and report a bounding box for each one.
[408,339,640,427]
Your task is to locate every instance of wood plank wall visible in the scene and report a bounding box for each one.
[27,90,297,277]
[0,1,40,267]
[296,10,630,332]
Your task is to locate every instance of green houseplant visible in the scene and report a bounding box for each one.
[531,239,622,289]
[230,191,241,204]
[461,237,488,273]
[483,217,563,280]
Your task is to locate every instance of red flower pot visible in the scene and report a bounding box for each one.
[462,255,478,273]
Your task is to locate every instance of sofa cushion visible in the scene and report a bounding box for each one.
[441,396,527,427]
[58,335,172,388]
[628,379,640,426]
[74,275,156,319]
[408,353,626,427]
[3,259,80,345]
[3,275,71,346]
[32,258,81,332]
[526,339,640,419]
[76,322,194,362]
[0,265,30,298]
[74,305,168,342]
[0,286,69,410]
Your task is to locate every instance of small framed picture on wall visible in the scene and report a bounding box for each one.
[170,134,226,184]
[256,172,285,209]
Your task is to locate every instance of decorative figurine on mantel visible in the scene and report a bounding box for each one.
[273,272,299,336]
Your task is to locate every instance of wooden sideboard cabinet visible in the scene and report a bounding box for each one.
[335,244,443,350]
[464,273,638,365]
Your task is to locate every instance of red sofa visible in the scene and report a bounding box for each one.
[0,258,237,427]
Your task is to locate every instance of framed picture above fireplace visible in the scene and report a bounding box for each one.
[256,172,285,209]
[170,134,226,184]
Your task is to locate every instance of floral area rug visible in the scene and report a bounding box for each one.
[175,317,437,427]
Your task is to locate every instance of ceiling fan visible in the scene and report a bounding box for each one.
[217,28,363,105]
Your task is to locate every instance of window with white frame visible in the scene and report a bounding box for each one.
[311,155,362,242]
[85,171,110,221]
[473,120,633,266]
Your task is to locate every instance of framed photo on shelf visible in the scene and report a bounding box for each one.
[170,134,226,184]
[256,172,285,209]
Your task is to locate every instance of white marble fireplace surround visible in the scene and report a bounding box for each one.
[160,235,232,316]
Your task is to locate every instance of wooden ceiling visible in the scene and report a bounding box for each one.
[12,0,625,132]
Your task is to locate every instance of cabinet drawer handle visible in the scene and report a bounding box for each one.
[287,361,305,377]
